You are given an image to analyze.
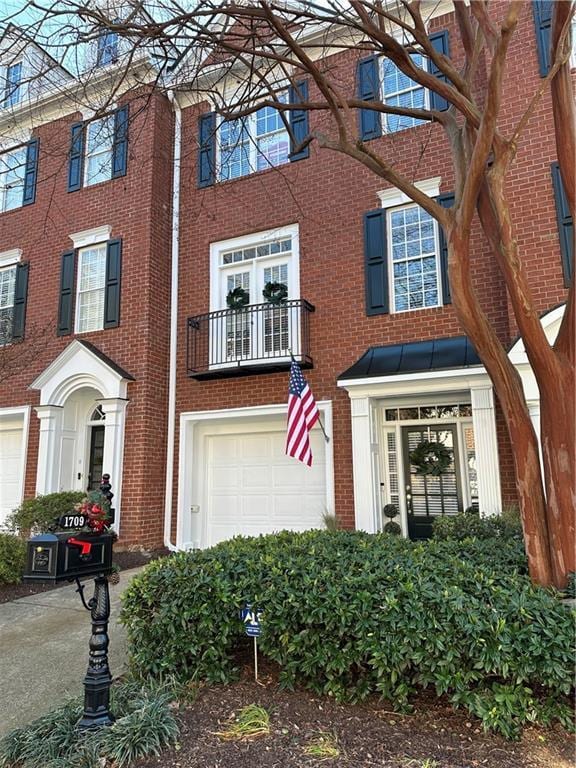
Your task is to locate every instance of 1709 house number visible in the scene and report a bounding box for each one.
[59,514,88,529]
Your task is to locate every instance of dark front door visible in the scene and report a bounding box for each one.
[87,425,105,491]
[402,425,462,540]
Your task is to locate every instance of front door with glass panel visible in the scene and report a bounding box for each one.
[217,236,294,365]
[402,425,462,540]
[87,425,105,491]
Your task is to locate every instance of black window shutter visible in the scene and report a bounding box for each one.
[57,250,76,336]
[436,192,455,304]
[533,1,553,77]
[198,112,216,188]
[67,122,85,192]
[112,105,129,178]
[551,163,573,287]
[12,262,29,341]
[288,80,309,161]
[429,30,450,111]
[364,209,388,315]
[22,138,39,206]
[103,239,122,328]
[357,56,382,141]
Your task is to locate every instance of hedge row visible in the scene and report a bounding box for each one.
[121,530,573,738]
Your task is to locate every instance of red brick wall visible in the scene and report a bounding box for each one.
[0,89,173,547]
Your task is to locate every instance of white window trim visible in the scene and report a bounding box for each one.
[74,242,108,335]
[377,177,443,314]
[70,225,112,249]
[0,248,22,267]
[3,60,23,109]
[0,144,27,213]
[209,224,300,312]
[215,91,290,182]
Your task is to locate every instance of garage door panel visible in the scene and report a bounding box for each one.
[0,421,25,528]
[205,421,328,547]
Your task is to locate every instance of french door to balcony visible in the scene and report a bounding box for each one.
[218,259,294,365]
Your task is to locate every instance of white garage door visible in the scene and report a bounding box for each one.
[0,418,25,528]
[206,426,327,546]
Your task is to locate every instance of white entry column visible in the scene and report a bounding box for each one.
[35,405,63,495]
[349,396,379,533]
[470,386,502,515]
[99,398,128,532]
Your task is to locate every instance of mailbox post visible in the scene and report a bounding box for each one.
[23,477,117,729]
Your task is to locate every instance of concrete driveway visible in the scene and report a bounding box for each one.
[0,570,141,737]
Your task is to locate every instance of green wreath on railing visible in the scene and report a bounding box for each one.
[262,281,288,305]
[409,440,452,477]
[226,286,250,310]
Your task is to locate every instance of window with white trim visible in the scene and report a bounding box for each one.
[76,243,107,333]
[381,53,428,133]
[218,92,289,181]
[3,61,22,108]
[388,203,440,312]
[0,147,26,212]
[0,265,16,344]
[85,116,115,187]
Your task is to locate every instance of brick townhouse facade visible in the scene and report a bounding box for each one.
[0,2,572,550]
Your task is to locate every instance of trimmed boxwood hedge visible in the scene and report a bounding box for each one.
[121,530,573,738]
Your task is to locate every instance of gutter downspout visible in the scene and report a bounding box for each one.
[163,89,181,552]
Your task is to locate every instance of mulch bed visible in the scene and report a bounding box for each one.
[135,656,575,768]
[0,548,168,604]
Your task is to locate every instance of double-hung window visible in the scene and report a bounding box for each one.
[85,116,115,187]
[0,147,26,213]
[3,61,22,108]
[381,53,428,133]
[218,93,290,181]
[96,29,119,67]
[76,244,107,333]
[388,204,440,312]
[0,265,16,344]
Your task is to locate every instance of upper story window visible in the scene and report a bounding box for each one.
[3,61,22,109]
[218,93,290,181]
[198,82,310,188]
[57,229,122,337]
[388,203,440,312]
[68,106,129,192]
[0,147,26,212]
[96,29,119,67]
[0,265,16,345]
[85,116,115,186]
[382,53,428,133]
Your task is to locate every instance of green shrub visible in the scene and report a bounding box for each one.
[0,533,26,585]
[432,506,523,543]
[0,680,179,768]
[7,491,85,535]
[121,530,572,739]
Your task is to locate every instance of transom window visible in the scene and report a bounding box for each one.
[218,93,289,181]
[388,203,440,312]
[0,265,16,344]
[0,147,26,213]
[221,237,292,265]
[3,61,22,109]
[382,53,428,133]
[85,116,115,187]
[76,244,107,333]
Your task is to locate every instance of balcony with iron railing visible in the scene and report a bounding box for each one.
[187,299,314,379]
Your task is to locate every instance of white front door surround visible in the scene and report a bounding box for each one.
[177,402,334,550]
[30,340,131,532]
[338,368,502,535]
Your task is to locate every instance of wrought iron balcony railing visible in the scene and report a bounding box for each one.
[187,299,314,379]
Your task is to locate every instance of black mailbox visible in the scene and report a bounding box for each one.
[24,531,114,583]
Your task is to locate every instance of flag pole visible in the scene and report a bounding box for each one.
[289,348,330,444]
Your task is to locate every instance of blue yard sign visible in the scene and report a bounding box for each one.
[240,603,262,637]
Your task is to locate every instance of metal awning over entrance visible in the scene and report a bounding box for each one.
[338,335,481,380]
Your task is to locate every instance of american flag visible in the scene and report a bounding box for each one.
[285,359,319,467]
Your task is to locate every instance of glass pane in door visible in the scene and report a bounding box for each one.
[402,425,462,539]
[225,271,251,359]
[263,263,289,356]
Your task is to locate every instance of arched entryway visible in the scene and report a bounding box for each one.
[30,340,133,531]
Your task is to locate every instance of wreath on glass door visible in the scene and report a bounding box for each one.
[409,439,452,477]
[226,286,250,310]
[262,281,288,305]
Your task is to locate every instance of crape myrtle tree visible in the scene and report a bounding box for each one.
[8,0,575,587]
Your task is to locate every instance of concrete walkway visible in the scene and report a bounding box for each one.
[0,569,142,737]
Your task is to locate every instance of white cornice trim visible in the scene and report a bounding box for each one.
[70,225,112,249]
[0,248,22,267]
[377,176,442,208]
